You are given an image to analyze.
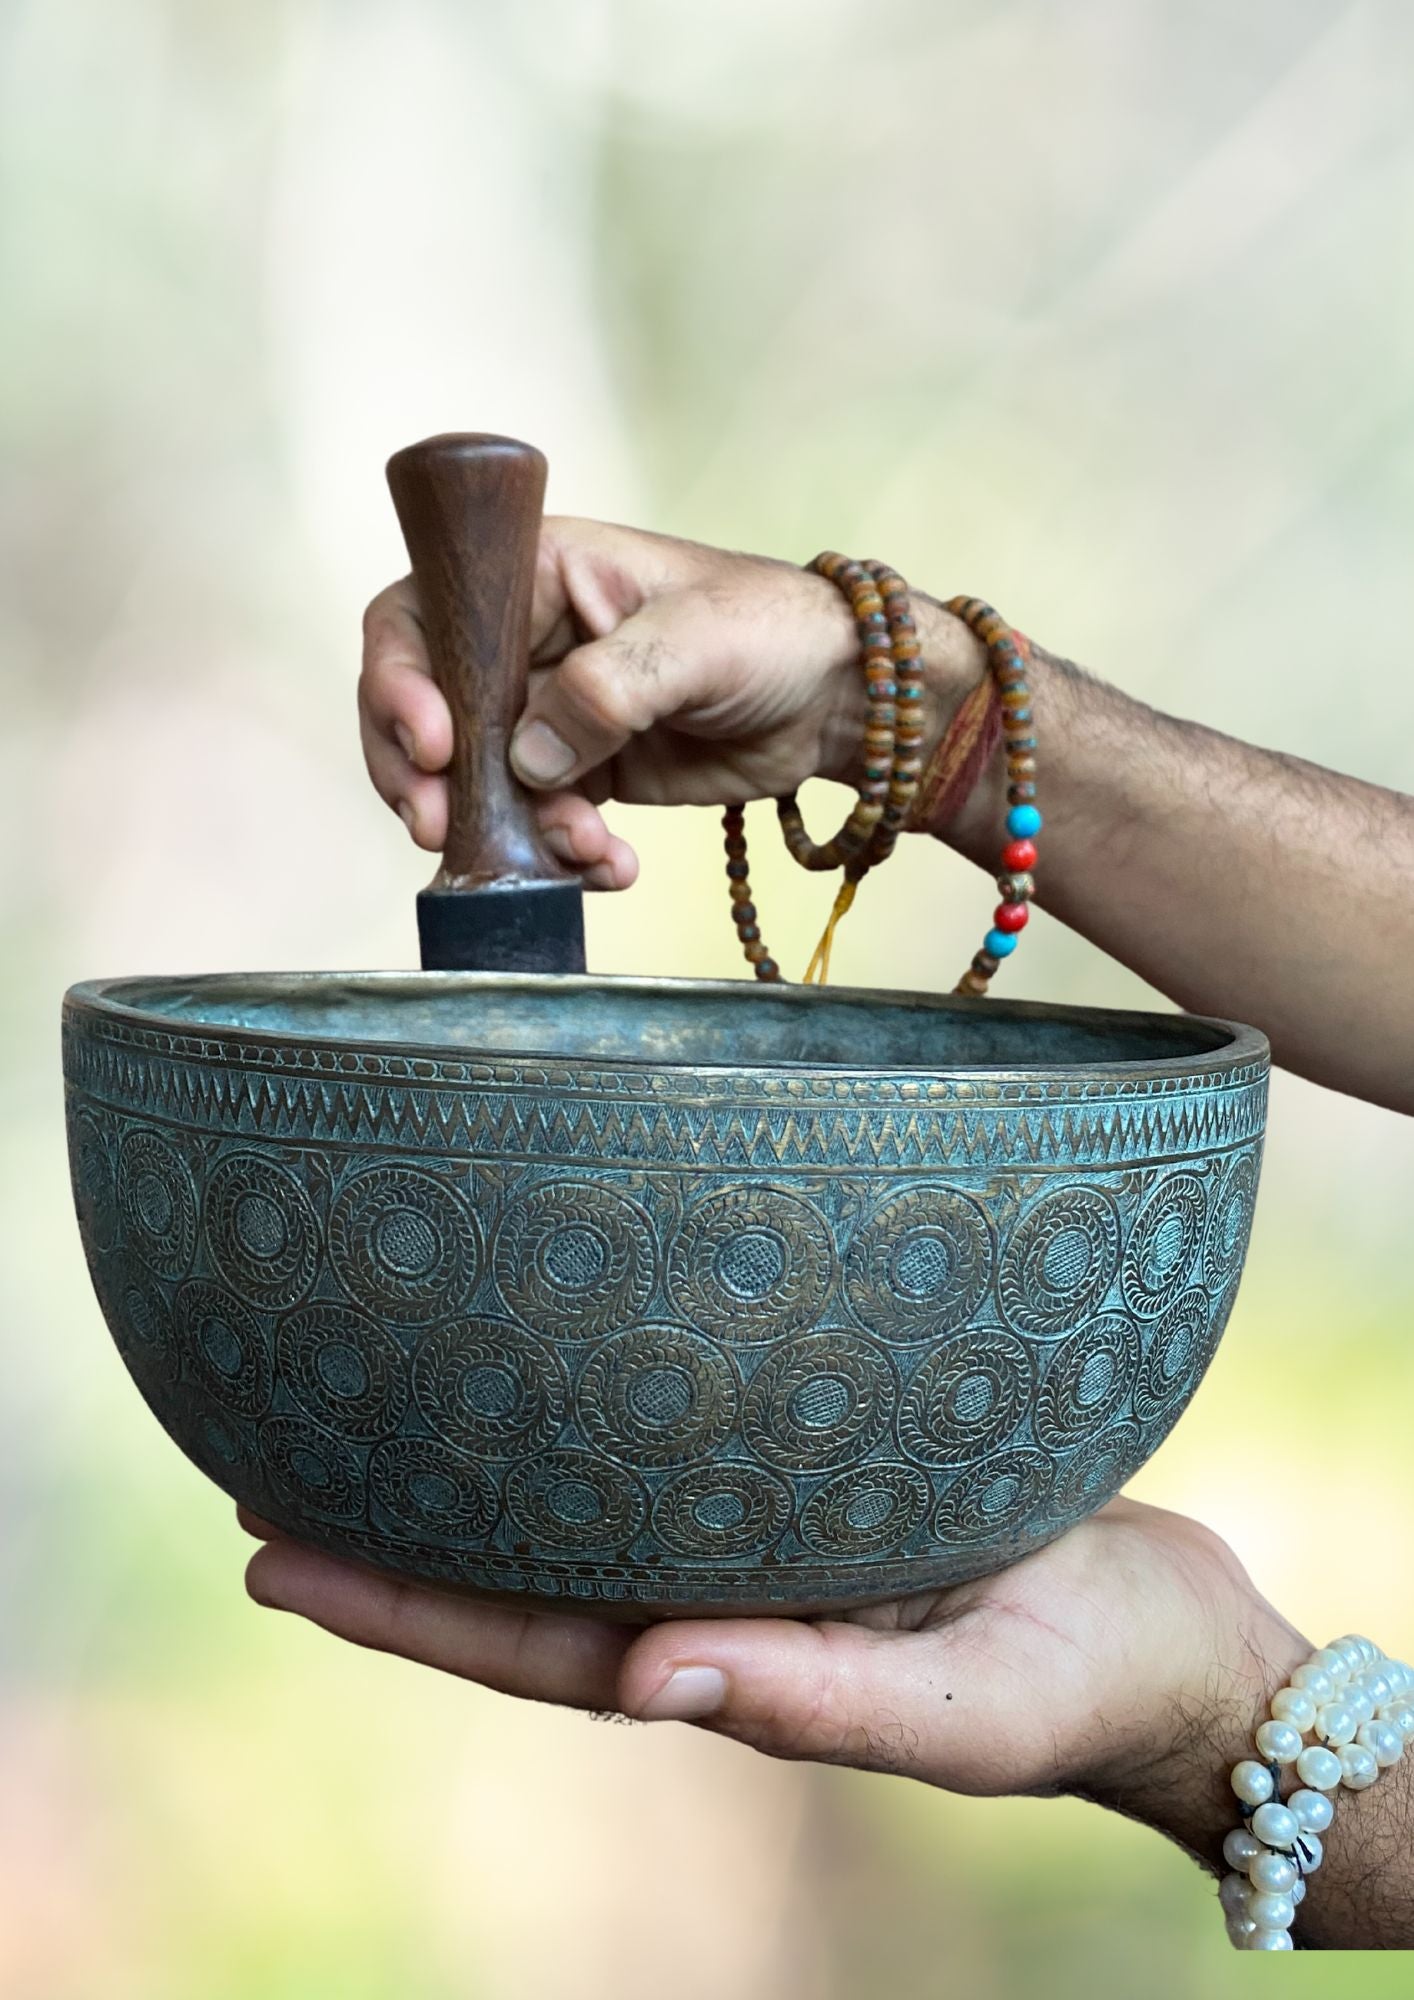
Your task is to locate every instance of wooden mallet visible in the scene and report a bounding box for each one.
[387,433,587,975]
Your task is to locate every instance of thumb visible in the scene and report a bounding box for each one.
[509,605,701,790]
[616,1617,971,1782]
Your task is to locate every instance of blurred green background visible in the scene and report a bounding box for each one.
[4,0,1414,1992]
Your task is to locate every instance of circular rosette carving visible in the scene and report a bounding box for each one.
[175,1281,272,1419]
[412,1316,566,1459]
[69,1108,118,1253]
[1121,1172,1207,1318]
[1052,1421,1142,1520]
[897,1330,1035,1468]
[576,1324,736,1469]
[799,1462,931,1559]
[1032,1314,1138,1451]
[998,1187,1120,1337]
[652,1462,794,1560]
[329,1166,480,1324]
[845,1186,993,1343]
[493,1180,656,1339]
[933,1448,1056,1545]
[117,1127,198,1282]
[504,1449,646,1554]
[668,1187,836,1343]
[258,1416,365,1522]
[205,1151,320,1309]
[1134,1288,1215,1424]
[276,1302,410,1441]
[1205,1273,1241,1354]
[188,1408,258,1481]
[369,1436,499,1541]
[1204,1152,1259,1289]
[742,1330,896,1473]
[96,1254,175,1366]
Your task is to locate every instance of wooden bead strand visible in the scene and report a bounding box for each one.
[775,555,906,874]
[942,596,1043,999]
[858,560,927,865]
[722,571,1040,993]
[727,552,923,982]
[723,803,779,982]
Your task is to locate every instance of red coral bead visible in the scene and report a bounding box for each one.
[993,901,1029,933]
[1001,837,1037,872]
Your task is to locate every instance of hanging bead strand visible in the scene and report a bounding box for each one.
[943,597,1043,999]
[721,570,1040,994]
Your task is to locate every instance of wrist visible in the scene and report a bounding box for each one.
[1077,1587,1310,1871]
[816,589,988,789]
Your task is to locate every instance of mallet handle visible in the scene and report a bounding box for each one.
[386,433,574,893]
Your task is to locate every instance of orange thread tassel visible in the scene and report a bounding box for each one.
[803,875,859,985]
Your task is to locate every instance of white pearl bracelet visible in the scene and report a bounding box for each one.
[1220,1633,1414,1950]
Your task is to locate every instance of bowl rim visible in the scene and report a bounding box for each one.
[63,969,1270,1088]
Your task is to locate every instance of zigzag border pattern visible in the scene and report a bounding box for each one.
[64,1009,1268,1173]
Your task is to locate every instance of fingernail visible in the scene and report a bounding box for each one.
[395,723,418,763]
[397,800,416,836]
[541,823,578,862]
[640,1665,727,1722]
[511,720,576,785]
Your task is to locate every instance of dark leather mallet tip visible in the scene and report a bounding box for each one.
[417,879,586,975]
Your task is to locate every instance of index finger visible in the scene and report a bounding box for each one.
[360,578,454,772]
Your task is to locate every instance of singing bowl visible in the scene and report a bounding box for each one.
[63,971,1267,1618]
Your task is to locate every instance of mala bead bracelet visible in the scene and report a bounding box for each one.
[1219,1634,1414,1950]
[723,563,1043,992]
[725,553,924,985]
[775,557,926,878]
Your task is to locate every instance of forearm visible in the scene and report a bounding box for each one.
[1080,1614,1414,1950]
[911,606,1414,1111]
[1290,1749,1414,1948]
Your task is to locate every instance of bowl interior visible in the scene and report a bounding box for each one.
[88,972,1241,1074]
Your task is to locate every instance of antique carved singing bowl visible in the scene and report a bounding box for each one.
[63,435,1269,1619]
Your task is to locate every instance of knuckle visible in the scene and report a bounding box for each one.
[738,1644,859,1768]
[362,597,425,674]
[561,648,652,737]
[781,1691,919,1776]
[759,1630,922,1776]
[362,577,416,636]
[361,590,396,644]
[779,1674,858,1764]
[369,638,426,686]
[846,1713,922,1777]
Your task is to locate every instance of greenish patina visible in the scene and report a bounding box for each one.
[64,971,1267,1619]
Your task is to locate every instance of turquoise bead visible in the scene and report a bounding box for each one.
[984,928,1018,958]
[1006,804,1043,839]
